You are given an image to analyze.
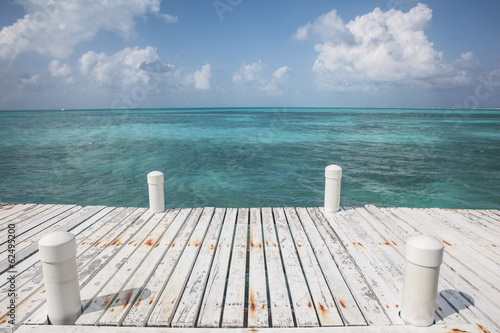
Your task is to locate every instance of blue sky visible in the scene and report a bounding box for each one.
[0,0,499,110]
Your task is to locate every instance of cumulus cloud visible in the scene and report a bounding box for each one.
[233,60,290,95]
[0,0,175,62]
[294,3,471,91]
[19,74,39,86]
[79,46,159,87]
[192,64,212,90]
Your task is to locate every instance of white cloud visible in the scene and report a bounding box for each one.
[233,61,290,95]
[192,64,212,90]
[158,13,178,23]
[48,60,71,77]
[295,3,470,91]
[273,66,290,80]
[0,0,175,61]
[80,46,159,87]
[19,74,39,86]
[233,60,265,84]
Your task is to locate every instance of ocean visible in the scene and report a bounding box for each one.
[0,108,498,209]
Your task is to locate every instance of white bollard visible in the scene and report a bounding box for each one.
[148,171,165,213]
[324,164,342,212]
[38,231,82,325]
[401,234,444,326]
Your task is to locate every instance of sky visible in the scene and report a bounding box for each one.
[0,0,499,110]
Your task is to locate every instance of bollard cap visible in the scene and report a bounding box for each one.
[147,171,164,185]
[405,234,444,267]
[38,231,77,263]
[325,164,342,179]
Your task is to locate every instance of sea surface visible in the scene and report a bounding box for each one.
[0,108,499,209]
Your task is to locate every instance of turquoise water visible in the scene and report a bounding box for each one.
[0,108,499,209]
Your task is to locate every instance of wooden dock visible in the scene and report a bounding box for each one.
[0,203,499,333]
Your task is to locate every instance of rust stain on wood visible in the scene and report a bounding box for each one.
[449,329,467,332]
[307,300,312,308]
[110,308,114,312]
[171,242,176,247]
[339,299,346,308]
[265,240,269,246]
[317,302,329,318]
[442,240,452,246]
[249,291,256,313]
[123,288,134,309]
[102,296,112,307]
[110,237,122,247]
[148,294,155,305]
[476,323,492,333]
[272,242,277,247]
[391,240,398,246]
[0,317,7,325]
[145,238,154,246]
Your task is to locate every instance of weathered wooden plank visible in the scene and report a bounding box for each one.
[307,207,390,326]
[221,208,249,328]
[0,204,36,223]
[261,207,294,328]
[296,207,366,326]
[197,208,237,328]
[273,207,318,327]
[0,204,55,232]
[412,208,500,278]
[0,205,79,248]
[0,206,110,293]
[392,208,500,305]
[321,209,404,325]
[430,208,500,247]
[375,207,500,330]
[0,207,134,331]
[121,208,200,327]
[247,208,269,327]
[13,323,485,333]
[353,207,464,326]
[171,208,226,328]
[148,208,214,327]
[99,208,189,326]
[75,210,169,325]
[0,206,82,258]
[22,208,148,327]
[284,207,343,326]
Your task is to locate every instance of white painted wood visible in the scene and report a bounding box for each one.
[75,210,169,326]
[352,207,464,326]
[99,208,189,326]
[0,204,36,223]
[0,205,79,249]
[221,208,248,328]
[394,208,500,305]
[321,208,404,325]
[197,208,237,328]
[295,207,366,326]
[284,207,344,326]
[273,207,319,327]
[0,206,109,294]
[307,207,391,326]
[0,204,56,232]
[261,207,294,328]
[13,323,485,333]
[23,209,152,328]
[2,204,499,332]
[0,208,133,329]
[376,207,500,330]
[171,208,226,327]
[121,208,200,327]
[148,208,214,327]
[246,208,269,327]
